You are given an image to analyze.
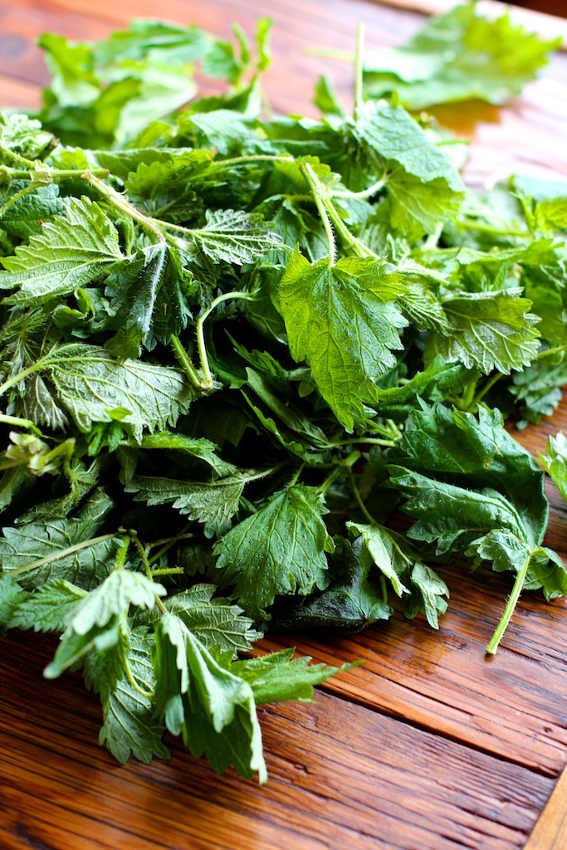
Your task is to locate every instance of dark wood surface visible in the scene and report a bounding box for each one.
[1,2,567,848]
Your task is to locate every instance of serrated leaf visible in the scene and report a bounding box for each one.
[127,474,245,537]
[24,343,194,440]
[44,569,165,678]
[232,647,347,704]
[191,209,282,265]
[278,251,407,430]
[8,578,86,632]
[427,289,540,374]
[164,584,260,654]
[0,197,124,304]
[153,613,266,781]
[0,489,115,590]
[214,484,333,618]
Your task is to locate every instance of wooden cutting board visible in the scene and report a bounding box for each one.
[1,1,567,848]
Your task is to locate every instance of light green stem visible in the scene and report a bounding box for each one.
[196,291,257,389]
[170,334,204,390]
[301,162,337,265]
[83,172,165,243]
[331,177,386,200]
[486,553,532,655]
[350,472,377,525]
[0,413,42,436]
[132,535,167,614]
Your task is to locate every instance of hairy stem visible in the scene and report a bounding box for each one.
[170,334,205,390]
[83,172,165,243]
[301,162,337,265]
[486,553,532,655]
[196,291,257,389]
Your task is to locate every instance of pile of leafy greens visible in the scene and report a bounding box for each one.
[1,4,566,781]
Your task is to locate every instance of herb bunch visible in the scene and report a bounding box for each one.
[1,5,566,781]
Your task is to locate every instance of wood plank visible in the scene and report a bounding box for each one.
[0,631,554,850]
[525,766,567,849]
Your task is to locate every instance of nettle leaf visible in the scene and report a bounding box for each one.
[140,433,237,477]
[163,584,260,655]
[352,102,465,237]
[191,209,282,265]
[540,432,567,503]
[0,489,115,590]
[104,244,195,357]
[44,569,165,678]
[0,197,124,304]
[153,613,266,781]
[0,112,54,161]
[0,575,28,632]
[427,289,540,374]
[270,538,391,632]
[127,473,246,537]
[510,357,567,426]
[25,343,194,440]
[0,182,64,239]
[214,484,333,618]
[8,578,86,632]
[232,648,347,704]
[363,3,559,109]
[347,522,448,627]
[278,251,407,430]
[85,627,169,765]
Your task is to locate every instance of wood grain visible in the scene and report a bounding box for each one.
[1,1,567,848]
[0,631,555,850]
[524,765,567,850]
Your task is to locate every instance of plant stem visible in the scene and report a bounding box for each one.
[328,436,395,449]
[170,334,204,390]
[213,154,291,168]
[473,372,502,406]
[325,196,377,258]
[301,162,337,265]
[287,463,305,488]
[123,654,154,698]
[486,553,532,655]
[537,345,567,361]
[319,450,361,494]
[12,533,118,576]
[0,359,47,398]
[457,218,527,238]
[132,535,167,614]
[354,23,365,122]
[196,291,257,389]
[150,567,184,577]
[350,472,377,525]
[83,172,165,244]
[331,177,386,200]
[0,165,110,183]
[0,413,42,435]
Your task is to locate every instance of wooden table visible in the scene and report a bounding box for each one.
[2,1,567,848]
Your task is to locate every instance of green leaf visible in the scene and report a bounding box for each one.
[140,432,237,477]
[44,569,165,678]
[214,484,333,617]
[8,578,86,632]
[26,343,194,440]
[232,647,347,704]
[153,613,266,781]
[426,289,540,374]
[0,197,124,304]
[389,404,548,551]
[270,538,391,632]
[363,3,559,109]
[347,521,410,596]
[86,627,169,764]
[0,489,115,590]
[191,209,282,265]
[278,251,407,430]
[127,473,245,537]
[352,102,465,238]
[540,432,567,503]
[0,111,54,161]
[0,182,64,239]
[0,574,27,632]
[163,584,260,655]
